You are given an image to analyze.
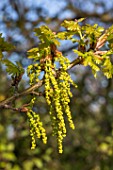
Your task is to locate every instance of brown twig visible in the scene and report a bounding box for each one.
[1,104,29,112]
[67,57,83,70]
[0,80,43,108]
[0,56,83,109]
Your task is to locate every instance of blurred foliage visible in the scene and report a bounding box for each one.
[0,0,113,170]
[0,33,14,60]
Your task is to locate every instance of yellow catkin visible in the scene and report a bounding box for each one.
[27,45,77,153]
[43,55,76,153]
[27,110,47,149]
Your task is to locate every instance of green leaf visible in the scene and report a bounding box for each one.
[57,31,76,41]
[34,25,60,46]
[77,18,86,22]
[107,34,113,43]
[11,165,21,170]
[73,49,84,57]
[2,59,24,76]
[7,143,15,151]
[2,152,16,161]
[27,47,41,60]
[61,20,80,31]
[0,33,14,60]
[23,161,33,170]
[102,58,113,78]
[57,32,67,40]
[97,26,104,32]
[82,24,104,43]
[28,47,39,53]
[33,158,43,168]
[76,51,100,77]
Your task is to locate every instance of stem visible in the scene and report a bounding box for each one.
[67,57,83,70]
[0,57,82,108]
[0,80,43,108]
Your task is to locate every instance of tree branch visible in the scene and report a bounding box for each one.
[1,104,28,112]
[67,57,83,70]
[0,57,83,109]
[0,80,43,108]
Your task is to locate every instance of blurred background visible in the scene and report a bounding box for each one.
[0,0,113,170]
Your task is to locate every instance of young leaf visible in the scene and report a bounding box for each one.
[2,59,24,76]
[34,26,60,46]
[0,34,15,60]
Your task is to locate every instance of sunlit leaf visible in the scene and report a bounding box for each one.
[2,59,24,76]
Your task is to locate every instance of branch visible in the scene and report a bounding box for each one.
[1,104,29,113]
[0,57,83,109]
[67,57,83,70]
[0,80,43,108]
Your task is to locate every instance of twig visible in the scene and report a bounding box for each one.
[0,80,43,108]
[30,91,43,96]
[1,104,29,113]
[0,57,83,109]
[67,57,83,70]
